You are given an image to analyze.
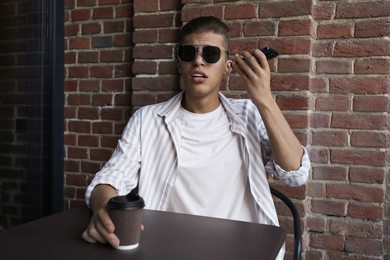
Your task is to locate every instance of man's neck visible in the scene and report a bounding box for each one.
[181,93,221,114]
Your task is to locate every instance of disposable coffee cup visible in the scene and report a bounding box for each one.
[107,193,145,250]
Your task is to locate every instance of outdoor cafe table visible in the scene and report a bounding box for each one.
[0,207,285,260]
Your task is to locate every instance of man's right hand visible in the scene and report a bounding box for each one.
[82,205,120,248]
[82,184,120,248]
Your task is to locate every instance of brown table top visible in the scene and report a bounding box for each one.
[0,207,285,260]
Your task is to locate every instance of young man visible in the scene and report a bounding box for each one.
[82,16,310,258]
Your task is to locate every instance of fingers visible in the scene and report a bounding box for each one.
[82,207,120,248]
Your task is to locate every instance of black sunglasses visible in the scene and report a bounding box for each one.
[177,45,228,64]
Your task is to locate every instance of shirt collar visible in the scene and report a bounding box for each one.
[157,91,242,124]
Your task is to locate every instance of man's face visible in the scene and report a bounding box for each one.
[178,32,231,102]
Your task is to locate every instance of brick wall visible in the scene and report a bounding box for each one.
[64,0,390,259]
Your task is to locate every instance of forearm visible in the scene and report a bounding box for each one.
[90,184,118,214]
[255,97,303,171]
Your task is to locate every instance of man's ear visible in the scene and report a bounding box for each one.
[225,60,233,74]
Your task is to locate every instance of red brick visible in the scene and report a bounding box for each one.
[103,21,125,33]
[349,167,384,184]
[312,166,347,182]
[66,173,87,186]
[225,3,257,19]
[181,5,223,22]
[115,64,131,77]
[348,203,383,221]
[310,233,345,251]
[71,9,91,22]
[271,75,310,91]
[278,58,311,73]
[100,50,123,62]
[81,22,101,35]
[133,13,174,28]
[90,148,113,161]
[327,183,383,202]
[331,113,386,130]
[259,0,312,18]
[331,149,386,167]
[312,2,334,20]
[267,37,311,55]
[92,94,113,106]
[353,96,388,113]
[67,147,88,159]
[133,30,158,43]
[64,52,76,64]
[102,79,125,92]
[68,121,91,133]
[331,219,383,238]
[101,108,123,121]
[306,182,326,198]
[243,21,276,37]
[275,95,309,110]
[315,95,350,111]
[77,0,96,7]
[316,60,351,74]
[334,39,390,58]
[336,1,390,19]
[350,131,387,148]
[67,94,90,105]
[132,61,158,74]
[305,216,326,232]
[133,45,172,59]
[354,58,390,74]
[312,199,347,217]
[114,93,131,106]
[90,65,113,78]
[101,135,120,148]
[78,51,99,63]
[278,19,313,36]
[134,0,158,12]
[92,122,113,134]
[79,80,100,92]
[330,77,389,94]
[345,237,382,256]
[355,19,390,38]
[317,23,353,39]
[93,7,114,20]
[78,107,99,119]
[115,5,133,19]
[81,161,101,174]
[99,0,120,5]
[65,24,79,37]
[114,34,131,47]
[69,37,90,49]
[78,135,99,147]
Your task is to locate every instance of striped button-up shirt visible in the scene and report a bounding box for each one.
[85,91,310,227]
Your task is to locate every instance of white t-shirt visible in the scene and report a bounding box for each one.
[166,104,260,223]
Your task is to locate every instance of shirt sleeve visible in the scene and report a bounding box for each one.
[84,112,142,207]
[268,146,311,187]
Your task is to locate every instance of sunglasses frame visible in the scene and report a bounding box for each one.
[177,45,228,64]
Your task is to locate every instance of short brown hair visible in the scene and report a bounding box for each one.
[180,16,230,50]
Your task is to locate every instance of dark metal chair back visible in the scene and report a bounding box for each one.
[270,187,302,260]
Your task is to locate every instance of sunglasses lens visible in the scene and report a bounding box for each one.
[178,45,196,62]
[202,46,221,63]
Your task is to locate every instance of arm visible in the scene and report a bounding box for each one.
[82,184,120,247]
[233,49,303,171]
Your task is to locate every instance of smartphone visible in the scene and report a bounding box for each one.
[261,47,279,60]
[241,47,279,67]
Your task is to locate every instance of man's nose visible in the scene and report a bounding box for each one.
[193,50,205,65]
